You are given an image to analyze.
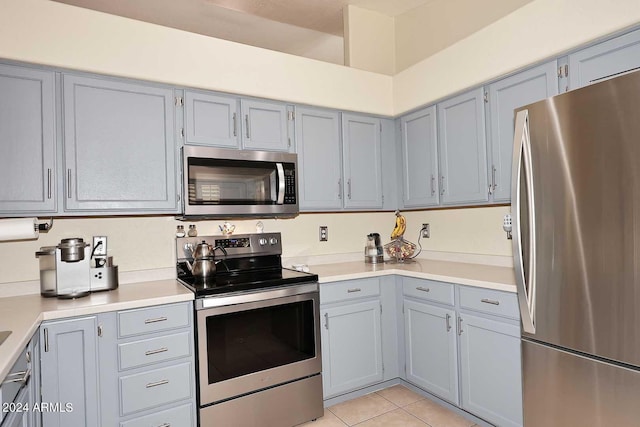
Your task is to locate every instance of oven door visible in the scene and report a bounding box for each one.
[196,289,321,405]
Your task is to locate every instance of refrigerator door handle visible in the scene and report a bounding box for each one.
[512,109,536,334]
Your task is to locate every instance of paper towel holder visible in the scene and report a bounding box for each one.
[38,218,53,232]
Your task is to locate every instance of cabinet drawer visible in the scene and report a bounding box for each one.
[403,278,454,306]
[458,286,519,319]
[120,362,193,415]
[320,278,380,305]
[120,402,194,427]
[118,331,192,371]
[118,303,190,338]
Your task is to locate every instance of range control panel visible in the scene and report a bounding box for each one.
[176,232,282,261]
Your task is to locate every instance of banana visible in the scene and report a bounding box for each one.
[391,211,406,240]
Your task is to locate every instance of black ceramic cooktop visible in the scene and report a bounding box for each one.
[177,261,318,297]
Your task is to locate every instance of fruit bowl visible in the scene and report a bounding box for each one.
[384,238,416,262]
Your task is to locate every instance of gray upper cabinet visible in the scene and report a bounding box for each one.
[487,61,558,202]
[63,75,178,213]
[0,64,57,215]
[295,106,343,210]
[240,99,290,151]
[569,28,640,90]
[437,88,488,205]
[40,316,100,427]
[342,113,383,209]
[184,91,239,148]
[400,106,439,208]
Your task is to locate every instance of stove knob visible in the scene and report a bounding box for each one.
[259,238,268,246]
[269,237,278,245]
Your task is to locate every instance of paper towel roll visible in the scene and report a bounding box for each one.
[0,218,39,242]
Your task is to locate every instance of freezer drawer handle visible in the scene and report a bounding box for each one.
[144,316,168,324]
[416,286,430,293]
[481,298,500,305]
[146,379,169,388]
[145,347,169,356]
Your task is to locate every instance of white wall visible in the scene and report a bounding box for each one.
[0,208,511,284]
[0,0,392,116]
[344,5,395,75]
[394,0,640,114]
[395,0,532,72]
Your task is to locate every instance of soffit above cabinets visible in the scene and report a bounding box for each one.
[51,0,434,65]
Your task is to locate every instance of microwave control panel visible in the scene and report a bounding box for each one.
[284,168,296,204]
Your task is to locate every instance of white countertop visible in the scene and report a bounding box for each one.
[0,279,193,380]
[309,258,516,292]
[0,257,516,382]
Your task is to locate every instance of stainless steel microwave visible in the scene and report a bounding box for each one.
[181,146,298,218]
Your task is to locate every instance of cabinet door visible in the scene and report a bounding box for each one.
[240,99,290,151]
[437,88,488,205]
[458,313,522,427]
[0,64,56,214]
[40,317,100,427]
[403,300,458,404]
[400,106,439,207]
[321,300,383,398]
[487,61,558,202]
[62,75,178,213]
[569,29,640,90]
[295,107,343,210]
[342,114,383,209]
[184,91,239,148]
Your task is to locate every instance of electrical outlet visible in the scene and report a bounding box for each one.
[319,226,328,242]
[93,236,107,256]
[421,224,430,238]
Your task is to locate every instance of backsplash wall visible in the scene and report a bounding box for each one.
[0,207,511,284]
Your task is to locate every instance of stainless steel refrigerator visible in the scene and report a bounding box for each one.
[512,70,640,426]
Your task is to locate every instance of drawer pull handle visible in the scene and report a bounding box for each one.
[416,286,430,292]
[146,379,169,388]
[145,347,169,356]
[144,316,168,324]
[481,298,500,305]
[157,424,171,427]
[3,369,31,385]
[347,288,361,293]
[445,314,451,332]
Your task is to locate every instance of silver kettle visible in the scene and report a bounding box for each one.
[184,241,226,278]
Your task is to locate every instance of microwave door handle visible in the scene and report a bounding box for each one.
[276,163,285,205]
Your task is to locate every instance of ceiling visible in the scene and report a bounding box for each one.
[52,0,435,65]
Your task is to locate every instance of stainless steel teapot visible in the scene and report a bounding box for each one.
[184,241,226,278]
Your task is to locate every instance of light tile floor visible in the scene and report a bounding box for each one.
[300,385,479,427]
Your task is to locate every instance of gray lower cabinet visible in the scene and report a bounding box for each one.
[341,113,383,209]
[240,99,291,151]
[401,277,523,426]
[39,302,196,427]
[486,60,558,202]
[320,279,384,398]
[184,90,240,148]
[404,299,458,404]
[62,74,179,213]
[0,333,38,427]
[400,106,439,208]
[295,107,343,210]
[458,313,522,427]
[437,88,489,205]
[0,64,57,215]
[569,28,640,90]
[39,316,100,427]
[98,302,196,426]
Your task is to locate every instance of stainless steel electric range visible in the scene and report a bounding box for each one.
[176,232,323,427]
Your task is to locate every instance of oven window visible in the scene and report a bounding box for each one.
[206,300,316,384]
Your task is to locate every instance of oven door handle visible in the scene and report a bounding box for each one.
[276,163,285,205]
